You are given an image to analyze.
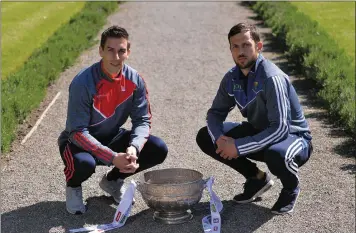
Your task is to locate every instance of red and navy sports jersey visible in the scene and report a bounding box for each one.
[58,61,151,165]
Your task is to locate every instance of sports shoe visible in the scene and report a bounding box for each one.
[271,187,300,215]
[233,173,274,203]
[99,174,135,204]
[66,186,87,215]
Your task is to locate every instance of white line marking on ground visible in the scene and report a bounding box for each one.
[21,91,62,145]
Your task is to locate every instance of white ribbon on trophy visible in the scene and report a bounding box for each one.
[69,177,223,233]
[202,177,223,233]
[69,180,136,233]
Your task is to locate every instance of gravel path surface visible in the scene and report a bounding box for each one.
[2,2,355,233]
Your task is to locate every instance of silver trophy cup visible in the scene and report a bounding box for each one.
[137,168,206,224]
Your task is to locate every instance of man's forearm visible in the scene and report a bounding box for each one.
[70,130,116,165]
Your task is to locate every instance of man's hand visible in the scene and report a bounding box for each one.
[215,135,238,160]
[120,162,139,173]
[126,146,137,163]
[121,146,139,173]
[112,152,132,170]
[216,136,227,150]
[112,151,139,173]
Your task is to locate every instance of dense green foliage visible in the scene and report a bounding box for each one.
[252,2,355,135]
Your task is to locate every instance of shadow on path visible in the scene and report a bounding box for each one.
[2,199,275,233]
[1,196,116,233]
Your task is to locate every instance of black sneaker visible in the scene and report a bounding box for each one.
[271,187,300,215]
[233,173,274,203]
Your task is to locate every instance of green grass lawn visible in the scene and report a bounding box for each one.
[1,2,85,79]
[291,2,355,61]
[1,2,118,153]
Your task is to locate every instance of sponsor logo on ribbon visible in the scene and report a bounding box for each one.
[115,212,122,222]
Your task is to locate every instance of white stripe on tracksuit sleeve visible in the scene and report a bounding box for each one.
[206,74,235,144]
[235,75,289,156]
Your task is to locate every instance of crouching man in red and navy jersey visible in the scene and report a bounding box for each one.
[58,26,168,215]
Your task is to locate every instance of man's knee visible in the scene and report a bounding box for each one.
[149,136,168,164]
[74,152,96,175]
[157,140,168,164]
[66,152,96,186]
[196,126,210,148]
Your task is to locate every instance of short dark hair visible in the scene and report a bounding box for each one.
[228,23,260,44]
[100,26,130,49]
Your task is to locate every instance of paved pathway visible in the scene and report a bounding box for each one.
[2,2,355,233]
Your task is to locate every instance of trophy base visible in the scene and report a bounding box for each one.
[153,210,193,224]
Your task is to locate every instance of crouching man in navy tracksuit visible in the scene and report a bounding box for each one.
[196,23,313,215]
[58,26,168,215]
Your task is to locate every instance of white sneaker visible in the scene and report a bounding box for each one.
[66,186,87,215]
[99,174,135,204]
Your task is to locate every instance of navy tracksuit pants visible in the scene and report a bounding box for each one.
[59,129,168,187]
[196,122,313,190]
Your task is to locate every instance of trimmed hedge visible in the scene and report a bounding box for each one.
[1,2,118,152]
[251,2,355,135]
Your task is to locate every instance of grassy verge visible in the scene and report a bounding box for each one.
[250,2,355,135]
[1,2,86,79]
[291,2,355,61]
[1,1,118,152]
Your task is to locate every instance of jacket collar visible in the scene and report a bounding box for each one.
[254,53,264,72]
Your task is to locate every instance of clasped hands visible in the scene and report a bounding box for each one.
[216,135,239,160]
[112,146,139,173]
